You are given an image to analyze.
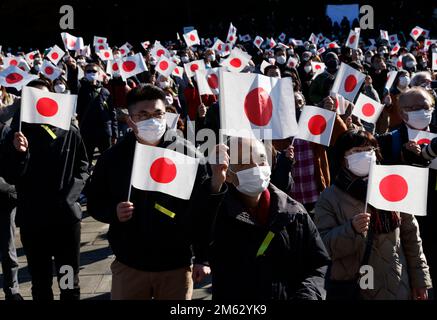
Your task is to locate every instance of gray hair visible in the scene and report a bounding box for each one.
[410,71,432,87]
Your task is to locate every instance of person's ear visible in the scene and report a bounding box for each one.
[226,169,239,186]
[400,110,409,123]
[127,116,138,134]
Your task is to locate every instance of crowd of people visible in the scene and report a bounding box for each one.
[0,14,437,301]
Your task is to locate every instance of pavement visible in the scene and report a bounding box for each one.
[0,208,212,300]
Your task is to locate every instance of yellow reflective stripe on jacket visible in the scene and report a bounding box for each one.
[154,203,176,219]
[256,231,275,257]
[41,125,57,139]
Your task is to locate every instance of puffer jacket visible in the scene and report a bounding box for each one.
[314,185,432,300]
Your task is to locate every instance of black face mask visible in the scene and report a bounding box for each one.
[326,59,339,72]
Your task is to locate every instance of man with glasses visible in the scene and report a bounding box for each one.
[85,84,213,300]
[76,63,118,166]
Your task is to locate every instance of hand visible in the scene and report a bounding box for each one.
[383,95,392,106]
[345,116,353,129]
[412,287,428,300]
[13,132,28,153]
[116,202,134,222]
[198,103,207,118]
[365,75,373,86]
[321,96,336,111]
[404,141,421,156]
[285,145,294,161]
[209,144,230,193]
[352,213,371,234]
[192,264,211,284]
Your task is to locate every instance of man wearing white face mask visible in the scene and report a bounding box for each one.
[86,84,214,300]
[207,137,330,300]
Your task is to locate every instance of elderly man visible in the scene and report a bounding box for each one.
[207,137,330,300]
[376,87,437,298]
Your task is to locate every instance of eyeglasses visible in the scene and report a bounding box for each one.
[131,111,165,121]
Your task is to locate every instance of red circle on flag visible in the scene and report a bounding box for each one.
[230,58,242,68]
[397,60,403,68]
[69,39,76,48]
[10,59,18,66]
[112,63,119,72]
[174,68,180,75]
[417,138,431,145]
[344,75,358,93]
[349,35,356,44]
[45,67,54,75]
[150,157,177,184]
[256,40,261,45]
[98,39,104,44]
[308,115,327,135]
[243,87,273,126]
[362,103,375,117]
[104,52,110,58]
[120,49,126,55]
[189,34,196,42]
[413,30,419,35]
[159,60,169,71]
[122,61,136,72]
[379,174,408,202]
[190,64,199,72]
[334,98,339,109]
[391,36,395,41]
[315,64,322,70]
[157,49,165,57]
[229,35,234,42]
[51,52,59,60]
[5,73,23,84]
[29,54,35,60]
[217,44,223,51]
[329,43,335,49]
[207,74,219,89]
[36,97,58,117]
[99,45,105,50]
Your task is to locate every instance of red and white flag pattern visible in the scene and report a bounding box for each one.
[118,44,131,57]
[287,57,298,69]
[346,29,360,50]
[326,42,340,49]
[331,62,365,102]
[61,32,77,51]
[367,163,429,216]
[172,66,184,78]
[183,59,206,78]
[390,43,401,55]
[97,49,113,61]
[212,39,225,52]
[311,62,325,76]
[385,71,398,90]
[40,60,62,81]
[309,33,318,45]
[410,26,424,40]
[227,23,237,44]
[1,56,21,68]
[155,55,177,78]
[253,36,264,49]
[380,30,389,41]
[220,48,251,73]
[432,52,437,71]
[95,42,109,52]
[106,59,121,78]
[389,34,399,44]
[351,93,384,124]
[295,105,336,146]
[195,68,220,95]
[47,45,65,65]
[93,36,107,46]
[130,143,200,200]
[141,41,151,51]
[219,70,298,140]
[25,51,39,66]
[408,128,437,170]
[20,86,77,131]
[0,66,38,90]
[150,43,170,59]
[183,29,201,47]
[330,92,348,115]
[268,38,277,49]
[119,53,148,81]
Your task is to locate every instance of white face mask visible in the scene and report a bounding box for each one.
[181,56,190,63]
[406,109,433,130]
[345,150,376,177]
[207,54,216,62]
[304,65,312,73]
[276,55,286,65]
[136,117,167,144]
[85,72,99,82]
[234,165,271,197]
[54,83,66,93]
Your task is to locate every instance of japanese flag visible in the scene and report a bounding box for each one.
[25,51,39,66]
[41,60,62,81]
[385,71,398,90]
[0,66,38,90]
[150,43,170,59]
[2,56,21,68]
[172,66,184,78]
[184,59,206,78]
[408,128,437,170]
[295,106,336,146]
[18,60,31,73]
[424,39,437,51]
[141,41,151,51]
[130,143,200,200]
[155,55,177,78]
[380,30,389,41]
[389,34,399,44]
[318,33,325,42]
[94,36,107,46]
[195,68,220,95]
[95,42,109,52]
[219,70,298,140]
[309,33,318,45]
[367,163,429,216]
[410,26,424,40]
[183,29,200,47]
[311,62,325,76]
[346,29,360,50]
[106,59,121,78]
[220,48,251,73]
[390,43,401,55]
[278,33,286,42]
[47,45,65,65]
[227,23,237,44]
[432,53,437,71]
[352,93,384,124]
[268,38,277,49]
[61,32,77,51]
[391,56,404,70]
[97,49,113,61]
[330,92,348,115]
[331,63,365,102]
[287,57,298,69]
[253,36,264,49]
[326,42,340,49]
[119,44,131,57]
[20,86,77,131]
[212,39,225,52]
[119,53,148,81]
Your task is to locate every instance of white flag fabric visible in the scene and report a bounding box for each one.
[330,92,348,115]
[389,34,399,44]
[93,36,107,46]
[150,43,170,59]
[309,33,318,45]
[253,36,264,49]
[141,41,151,51]
[432,53,437,71]
[227,23,237,44]
[155,55,177,78]
[130,143,200,200]
[183,29,201,47]
[165,112,180,130]
[61,32,77,51]
[346,29,360,50]
[172,66,184,78]
[106,59,121,78]
[390,43,401,55]
[220,47,251,73]
[0,66,38,90]
[47,45,65,65]
[326,42,340,49]
[219,70,298,139]
[410,26,424,40]
[212,39,225,52]
[331,62,366,102]
[408,128,437,170]
[311,62,326,78]
[183,60,206,78]
[119,54,148,81]
[95,42,109,52]
[352,93,384,124]
[385,71,398,90]
[41,60,62,81]
[380,30,389,41]
[286,57,298,69]
[268,38,277,49]
[118,44,131,57]
[25,51,39,66]
[195,68,220,95]
[97,49,113,61]
[367,162,429,216]
[260,60,272,74]
[1,56,21,68]
[20,86,77,130]
[295,105,336,146]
